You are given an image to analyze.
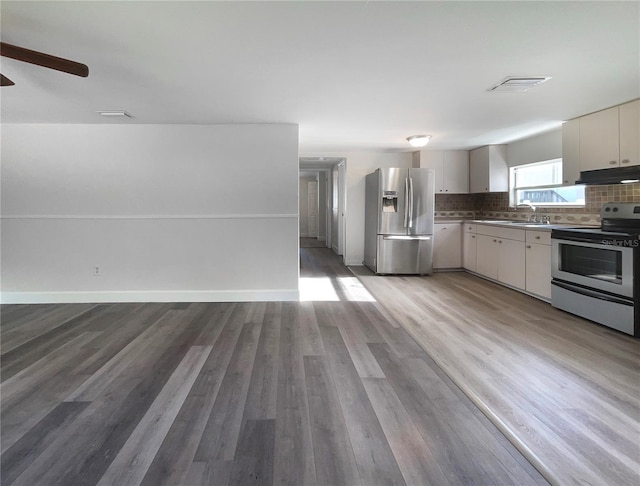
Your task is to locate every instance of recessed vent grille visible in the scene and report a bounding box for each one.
[490,76,551,92]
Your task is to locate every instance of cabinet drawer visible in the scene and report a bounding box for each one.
[476,224,525,241]
[526,230,551,245]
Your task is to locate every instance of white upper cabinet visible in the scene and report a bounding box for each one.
[579,106,620,171]
[443,151,470,193]
[561,119,580,185]
[469,145,508,193]
[619,99,640,167]
[417,150,469,194]
[573,100,640,172]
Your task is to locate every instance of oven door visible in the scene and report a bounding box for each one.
[551,238,634,298]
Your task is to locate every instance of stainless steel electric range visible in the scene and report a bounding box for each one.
[551,203,639,337]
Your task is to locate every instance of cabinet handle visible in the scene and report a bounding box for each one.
[526,245,531,249]
[498,240,502,244]
[493,239,497,242]
[535,236,540,240]
[472,235,475,239]
[609,160,617,165]
[621,159,629,164]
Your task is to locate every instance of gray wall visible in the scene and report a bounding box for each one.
[1,123,299,302]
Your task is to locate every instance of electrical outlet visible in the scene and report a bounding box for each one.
[93,266,101,277]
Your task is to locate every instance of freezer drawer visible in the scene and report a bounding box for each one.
[375,235,433,275]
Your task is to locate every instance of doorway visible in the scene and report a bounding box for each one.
[298,157,346,256]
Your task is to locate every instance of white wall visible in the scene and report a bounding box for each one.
[506,128,562,167]
[1,124,299,303]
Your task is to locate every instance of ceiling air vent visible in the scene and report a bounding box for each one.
[490,76,551,92]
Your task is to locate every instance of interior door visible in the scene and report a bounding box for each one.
[308,181,318,237]
[378,168,408,235]
[408,168,435,235]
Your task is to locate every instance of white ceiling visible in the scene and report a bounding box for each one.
[1,1,638,154]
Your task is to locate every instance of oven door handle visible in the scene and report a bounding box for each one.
[551,235,606,244]
[551,280,634,306]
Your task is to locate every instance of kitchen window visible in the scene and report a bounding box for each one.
[510,158,585,207]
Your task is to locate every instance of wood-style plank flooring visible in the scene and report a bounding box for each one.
[1,248,547,486]
[353,266,640,486]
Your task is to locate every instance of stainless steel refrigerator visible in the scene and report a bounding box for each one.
[364,168,435,274]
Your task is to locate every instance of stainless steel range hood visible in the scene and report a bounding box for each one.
[575,166,640,185]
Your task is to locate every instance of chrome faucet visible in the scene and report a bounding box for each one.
[517,202,537,222]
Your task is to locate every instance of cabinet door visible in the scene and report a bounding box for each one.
[463,231,477,271]
[579,107,620,171]
[469,147,490,193]
[619,100,640,167]
[562,119,580,185]
[497,238,525,289]
[488,146,508,192]
[526,242,551,299]
[476,234,498,279]
[443,151,469,194]
[433,223,462,269]
[420,151,444,193]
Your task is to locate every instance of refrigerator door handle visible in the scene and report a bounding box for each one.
[404,178,409,228]
[408,177,414,228]
[383,235,432,240]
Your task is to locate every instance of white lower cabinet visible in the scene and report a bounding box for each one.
[497,238,525,290]
[463,228,477,272]
[525,231,552,299]
[475,234,498,280]
[450,222,552,300]
[433,223,462,269]
[474,225,526,291]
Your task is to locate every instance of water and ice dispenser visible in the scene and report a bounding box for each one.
[382,190,398,213]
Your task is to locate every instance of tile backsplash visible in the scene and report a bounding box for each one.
[435,182,640,225]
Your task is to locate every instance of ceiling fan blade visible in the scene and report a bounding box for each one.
[1,73,15,86]
[0,42,88,77]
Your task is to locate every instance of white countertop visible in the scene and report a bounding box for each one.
[463,219,588,231]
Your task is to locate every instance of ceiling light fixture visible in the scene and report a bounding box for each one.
[97,111,132,118]
[621,179,640,184]
[490,76,551,92]
[406,135,431,147]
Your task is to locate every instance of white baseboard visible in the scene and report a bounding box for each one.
[0,289,300,304]
[344,259,364,266]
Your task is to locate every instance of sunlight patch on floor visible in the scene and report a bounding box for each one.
[299,277,340,301]
[298,277,376,302]
[335,277,376,302]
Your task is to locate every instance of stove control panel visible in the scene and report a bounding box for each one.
[601,203,640,219]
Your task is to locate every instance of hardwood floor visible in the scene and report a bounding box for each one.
[0,248,547,486]
[353,267,640,486]
[300,237,327,248]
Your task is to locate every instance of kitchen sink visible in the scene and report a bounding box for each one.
[473,220,520,224]
[472,220,553,227]
[508,222,551,226]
